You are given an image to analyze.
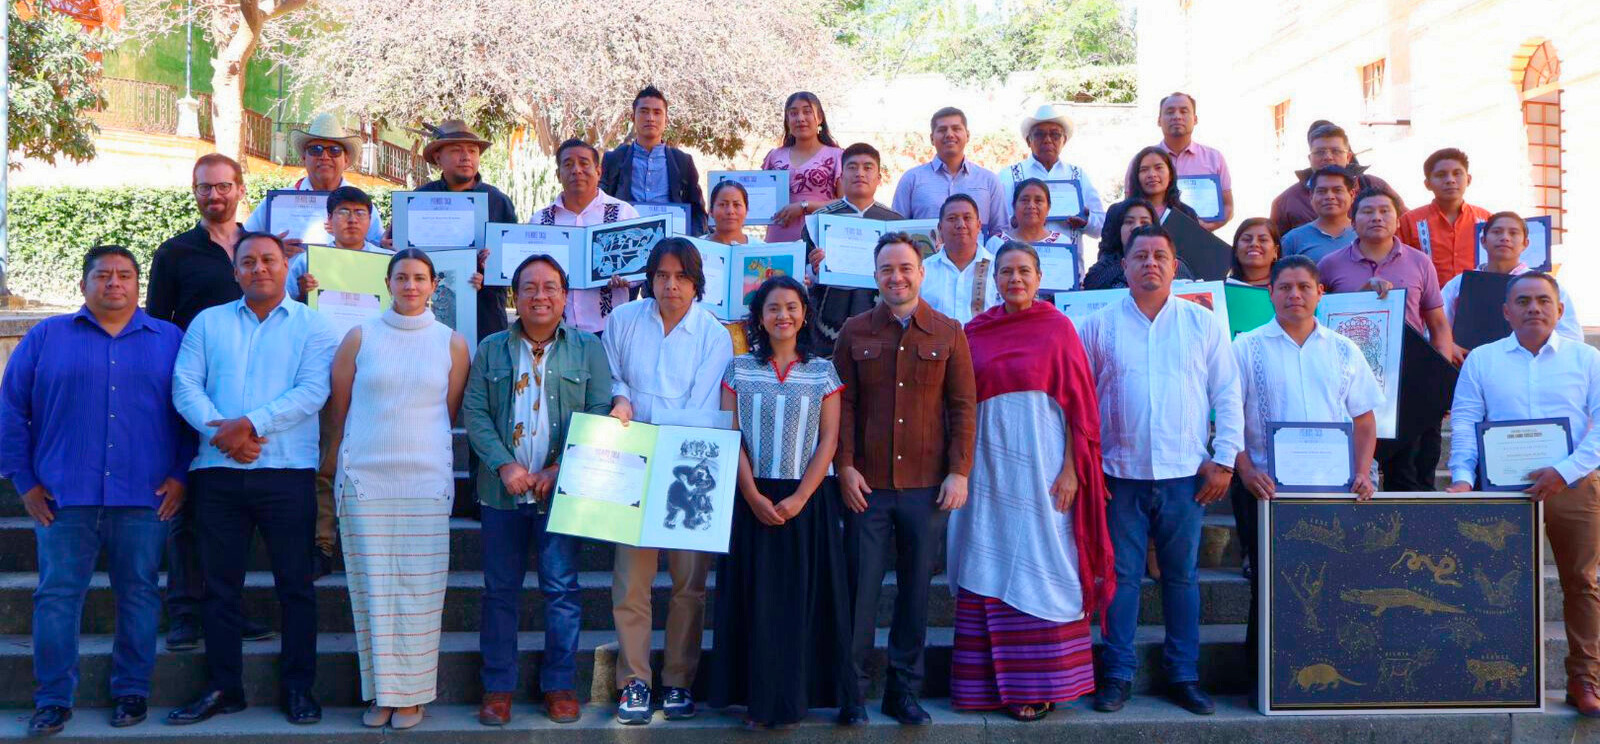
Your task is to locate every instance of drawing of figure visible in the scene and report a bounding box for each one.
[1331,313,1386,385]
[664,459,717,530]
[431,271,458,333]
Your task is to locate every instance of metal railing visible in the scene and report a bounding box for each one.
[87,77,424,185]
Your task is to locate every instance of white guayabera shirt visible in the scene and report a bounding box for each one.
[1233,319,1383,471]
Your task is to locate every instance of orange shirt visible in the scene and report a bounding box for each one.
[1395,201,1492,286]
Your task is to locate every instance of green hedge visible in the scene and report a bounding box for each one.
[8,179,397,302]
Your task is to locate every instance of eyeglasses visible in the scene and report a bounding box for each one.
[194,182,236,196]
[304,144,346,158]
[1311,148,1350,158]
[333,208,370,220]
[1029,130,1066,142]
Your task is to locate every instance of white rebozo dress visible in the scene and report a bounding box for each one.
[336,308,455,707]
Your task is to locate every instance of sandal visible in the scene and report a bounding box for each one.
[1005,704,1049,722]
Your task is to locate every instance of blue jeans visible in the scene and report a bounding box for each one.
[34,506,167,708]
[479,503,581,693]
[1101,475,1205,684]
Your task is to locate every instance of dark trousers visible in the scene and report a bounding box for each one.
[191,467,317,696]
[1228,478,1261,685]
[1378,417,1442,491]
[163,499,206,625]
[843,486,945,698]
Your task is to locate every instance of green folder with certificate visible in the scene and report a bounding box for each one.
[306,245,391,337]
[548,412,742,553]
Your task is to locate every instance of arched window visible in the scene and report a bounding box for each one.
[1514,40,1564,242]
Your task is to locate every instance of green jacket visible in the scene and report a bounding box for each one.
[463,321,614,510]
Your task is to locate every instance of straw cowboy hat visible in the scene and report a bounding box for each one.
[422,120,493,165]
[1019,103,1076,142]
[287,113,363,156]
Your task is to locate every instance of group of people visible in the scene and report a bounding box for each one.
[4,83,1600,739]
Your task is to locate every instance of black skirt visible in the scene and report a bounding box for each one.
[709,477,858,724]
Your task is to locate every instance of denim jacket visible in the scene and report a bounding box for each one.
[463,322,614,510]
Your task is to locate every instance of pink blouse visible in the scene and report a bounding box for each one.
[761,145,843,242]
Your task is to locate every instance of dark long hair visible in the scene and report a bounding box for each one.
[1124,146,1184,209]
[781,91,839,148]
[640,237,707,301]
[1229,217,1281,280]
[743,275,817,364]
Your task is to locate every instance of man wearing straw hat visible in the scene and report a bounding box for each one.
[242,113,386,247]
[996,104,1105,264]
[414,119,516,343]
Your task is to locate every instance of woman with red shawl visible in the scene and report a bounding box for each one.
[946,241,1116,721]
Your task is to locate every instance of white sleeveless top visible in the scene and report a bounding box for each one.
[337,308,455,501]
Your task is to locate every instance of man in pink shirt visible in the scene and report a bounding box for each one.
[1155,92,1232,232]
[532,139,641,333]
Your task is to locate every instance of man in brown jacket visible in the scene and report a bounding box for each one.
[833,232,977,727]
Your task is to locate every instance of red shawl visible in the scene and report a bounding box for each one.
[964,301,1117,629]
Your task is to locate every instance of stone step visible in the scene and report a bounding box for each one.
[0,623,1579,710]
[0,567,1258,635]
[1,695,1591,744]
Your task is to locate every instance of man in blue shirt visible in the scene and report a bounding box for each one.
[165,232,340,727]
[600,86,710,236]
[0,245,190,737]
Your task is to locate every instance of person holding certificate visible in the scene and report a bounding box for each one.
[997,104,1104,248]
[760,92,843,243]
[1078,224,1242,716]
[1226,218,1281,288]
[700,180,755,353]
[923,194,1002,324]
[833,233,976,726]
[286,186,395,303]
[414,120,518,343]
[1445,272,1600,717]
[1084,194,1200,290]
[1153,93,1231,231]
[1440,211,1582,342]
[986,178,1067,249]
[600,86,709,236]
[802,143,901,356]
[242,113,384,248]
[463,254,614,726]
[708,275,855,729]
[603,238,735,725]
[533,139,641,334]
[946,242,1114,722]
[1230,254,1381,690]
[322,249,470,730]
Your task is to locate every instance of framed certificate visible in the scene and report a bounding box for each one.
[1476,214,1552,271]
[1476,418,1573,492]
[1267,422,1356,492]
[1176,174,1224,222]
[484,223,581,287]
[1042,179,1085,220]
[1033,242,1081,291]
[391,191,488,251]
[814,215,940,288]
[1317,290,1406,439]
[632,202,691,236]
[1054,288,1127,328]
[707,170,790,226]
[1172,280,1231,335]
[692,238,806,320]
[581,214,670,288]
[265,190,333,245]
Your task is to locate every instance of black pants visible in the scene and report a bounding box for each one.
[163,498,206,624]
[1228,478,1261,685]
[191,467,318,695]
[1378,417,1443,492]
[842,486,945,698]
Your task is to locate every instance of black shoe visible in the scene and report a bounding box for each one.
[27,706,70,737]
[836,705,869,726]
[1167,682,1215,715]
[311,551,333,582]
[241,618,277,642]
[881,694,931,725]
[165,620,201,651]
[166,690,246,725]
[282,690,322,725]
[1093,678,1132,712]
[661,686,695,720]
[110,695,147,728]
[1241,554,1255,582]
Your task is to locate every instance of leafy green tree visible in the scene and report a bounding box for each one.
[7,3,108,166]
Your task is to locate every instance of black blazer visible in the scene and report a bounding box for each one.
[600,144,709,236]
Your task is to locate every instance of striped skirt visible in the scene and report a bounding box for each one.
[950,589,1095,710]
[338,494,452,707]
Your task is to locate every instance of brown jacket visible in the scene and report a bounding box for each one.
[833,299,976,490]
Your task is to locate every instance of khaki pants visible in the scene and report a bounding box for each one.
[1548,473,1600,686]
[611,545,711,689]
[314,409,339,558]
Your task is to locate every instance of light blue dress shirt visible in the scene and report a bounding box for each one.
[172,297,339,471]
[630,142,670,204]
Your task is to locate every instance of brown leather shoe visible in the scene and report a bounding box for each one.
[1568,679,1600,717]
[478,692,513,726]
[544,690,581,724]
